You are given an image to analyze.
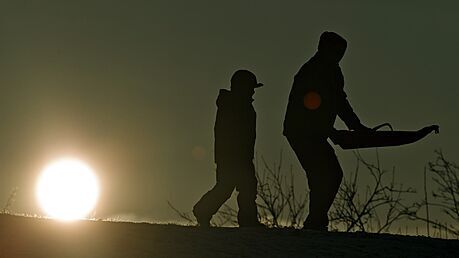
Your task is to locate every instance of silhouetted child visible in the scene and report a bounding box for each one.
[193,70,263,227]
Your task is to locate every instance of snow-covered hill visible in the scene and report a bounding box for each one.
[1,214,458,257]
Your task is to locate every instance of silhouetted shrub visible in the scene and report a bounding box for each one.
[329,151,418,233]
[411,150,459,238]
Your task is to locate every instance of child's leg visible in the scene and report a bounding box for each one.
[193,164,236,226]
[236,162,259,226]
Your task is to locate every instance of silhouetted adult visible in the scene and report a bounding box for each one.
[283,32,370,231]
[193,70,263,227]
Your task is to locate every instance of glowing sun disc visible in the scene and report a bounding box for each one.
[36,158,99,221]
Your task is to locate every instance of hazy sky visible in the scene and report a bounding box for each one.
[0,1,457,221]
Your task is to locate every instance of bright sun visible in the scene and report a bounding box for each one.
[36,158,99,221]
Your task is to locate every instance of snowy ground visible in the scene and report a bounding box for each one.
[1,214,458,257]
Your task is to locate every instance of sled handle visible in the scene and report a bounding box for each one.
[372,123,394,131]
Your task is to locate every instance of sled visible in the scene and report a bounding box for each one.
[330,123,440,150]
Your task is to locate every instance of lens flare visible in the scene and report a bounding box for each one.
[304,91,321,110]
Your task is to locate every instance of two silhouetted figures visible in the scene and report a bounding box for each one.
[193,32,397,230]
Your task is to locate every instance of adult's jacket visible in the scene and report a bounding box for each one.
[283,54,361,138]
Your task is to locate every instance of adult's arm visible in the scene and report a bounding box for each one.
[336,69,369,131]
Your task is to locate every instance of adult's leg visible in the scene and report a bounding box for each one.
[193,164,236,226]
[235,161,259,226]
[286,136,343,230]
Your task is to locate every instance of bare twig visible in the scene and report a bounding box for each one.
[2,187,19,214]
[424,166,430,237]
[167,201,195,224]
